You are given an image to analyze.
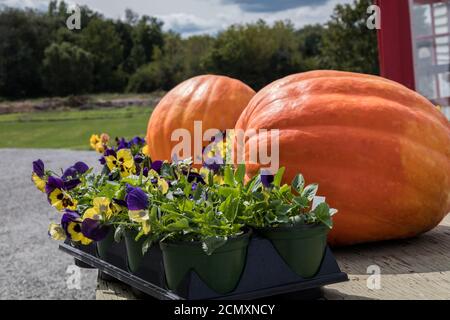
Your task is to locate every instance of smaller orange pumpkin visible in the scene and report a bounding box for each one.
[146,75,255,163]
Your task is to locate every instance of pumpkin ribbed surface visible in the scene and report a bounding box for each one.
[235,70,450,246]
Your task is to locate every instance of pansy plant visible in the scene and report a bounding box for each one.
[33,133,337,256]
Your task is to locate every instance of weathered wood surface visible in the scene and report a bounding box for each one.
[97,214,450,300]
[96,276,137,300]
[323,214,450,300]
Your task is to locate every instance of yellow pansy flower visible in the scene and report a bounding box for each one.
[95,142,105,154]
[142,145,149,156]
[157,179,169,194]
[199,167,225,185]
[49,189,78,211]
[83,197,115,221]
[105,149,136,177]
[32,172,46,192]
[90,134,101,150]
[48,223,66,241]
[67,222,92,245]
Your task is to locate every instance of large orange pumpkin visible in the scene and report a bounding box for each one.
[147,75,255,163]
[235,70,450,246]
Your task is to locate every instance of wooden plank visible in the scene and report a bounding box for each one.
[96,214,450,300]
[323,214,450,300]
[96,277,137,300]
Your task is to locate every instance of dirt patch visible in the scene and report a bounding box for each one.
[0,93,164,115]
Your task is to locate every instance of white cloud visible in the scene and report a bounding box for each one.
[0,0,49,10]
[156,13,225,37]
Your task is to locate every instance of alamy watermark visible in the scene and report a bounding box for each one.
[66,5,81,30]
[66,264,82,290]
[366,264,381,290]
[366,5,381,30]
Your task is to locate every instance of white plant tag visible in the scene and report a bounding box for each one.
[312,196,326,210]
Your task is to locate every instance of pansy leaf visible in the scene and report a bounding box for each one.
[224,165,234,186]
[293,195,309,208]
[273,167,285,187]
[218,186,240,199]
[291,174,305,193]
[314,202,333,229]
[302,183,318,201]
[234,164,246,185]
[165,218,189,232]
[251,176,262,193]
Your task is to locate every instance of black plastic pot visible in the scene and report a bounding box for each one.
[124,229,146,273]
[259,224,329,278]
[160,232,251,294]
[94,227,128,270]
[96,227,115,260]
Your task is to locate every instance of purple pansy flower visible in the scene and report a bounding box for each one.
[62,161,89,180]
[188,171,206,184]
[81,219,110,241]
[261,172,274,188]
[116,138,130,150]
[32,159,45,177]
[151,160,163,173]
[113,198,127,208]
[126,186,149,210]
[61,210,81,237]
[131,136,145,146]
[143,167,149,177]
[45,175,79,195]
[203,155,223,173]
[134,154,144,164]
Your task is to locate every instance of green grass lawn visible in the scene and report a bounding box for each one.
[0,106,153,149]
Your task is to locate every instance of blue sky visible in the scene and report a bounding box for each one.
[0,0,354,36]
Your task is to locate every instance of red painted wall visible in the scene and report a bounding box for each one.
[376,0,416,90]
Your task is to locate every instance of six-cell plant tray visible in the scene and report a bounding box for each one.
[59,235,348,300]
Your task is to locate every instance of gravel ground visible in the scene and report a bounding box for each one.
[0,149,101,300]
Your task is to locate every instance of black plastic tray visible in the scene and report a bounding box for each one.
[59,235,348,300]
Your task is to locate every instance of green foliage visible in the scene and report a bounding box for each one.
[35,133,337,255]
[111,162,336,255]
[296,24,325,69]
[320,0,379,74]
[42,42,94,95]
[79,18,124,91]
[203,20,306,90]
[0,8,51,98]
[126,62,165,93]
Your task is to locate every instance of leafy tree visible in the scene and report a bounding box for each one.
[183,35,215,76]
[127,32,185,92]
[296,24,325,69]
[320,0,379,74]
[132,16,164,63]
[204,20,305,90]
[126,62,165,93]
[79,18,124,91]
[0,8,51,97]
[42,42,94,96]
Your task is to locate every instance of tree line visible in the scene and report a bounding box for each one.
[0,0,378,99]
